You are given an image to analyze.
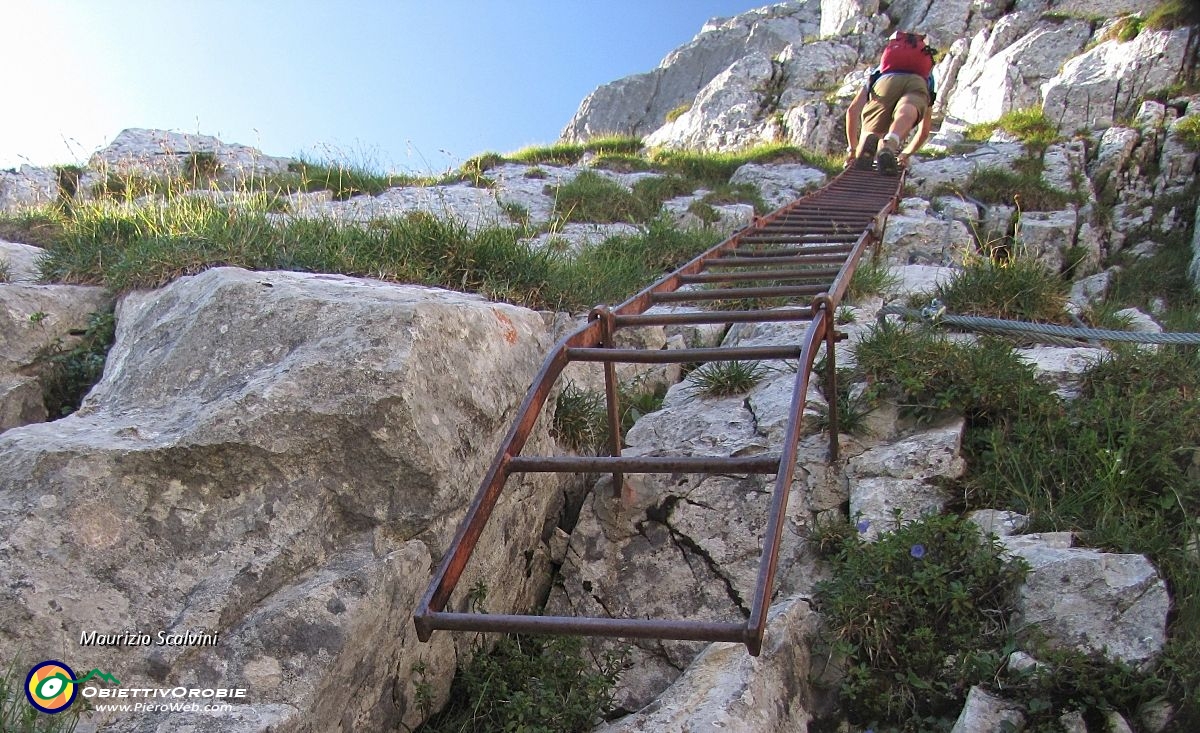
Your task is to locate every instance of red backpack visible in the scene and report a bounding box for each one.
[880,32,935,77]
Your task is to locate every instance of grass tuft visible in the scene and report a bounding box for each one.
[928,251,1069,323]
[687,360,769,396]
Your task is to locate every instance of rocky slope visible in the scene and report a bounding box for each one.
[0,1,1197,731]
[563,0,1195,155]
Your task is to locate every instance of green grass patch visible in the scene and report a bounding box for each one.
[927,252,1069,323]
[1173,115,1200,152]
[1145,0,1200,29]
[962,345,1200,726]
[0,259,9,283]
[665,102,692,123]
[33,190,719,313]
[0,208,65,250]
[1101,14,1145,43]
[548,171,646,224]
[508,136,643,166]
[813,513,1028,730]
[649,143,841,186]
[35,308,116,418]
[953,165,1077,211]
[963,108,1061,154]
[846,255,899,300]
[854,322,1057,427]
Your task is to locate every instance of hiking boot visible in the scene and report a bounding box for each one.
[876,143,899,176]
[855,133,879,171]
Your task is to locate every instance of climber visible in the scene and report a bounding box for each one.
[844,30,937,175]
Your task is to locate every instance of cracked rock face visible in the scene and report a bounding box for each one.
[0,267,565,732]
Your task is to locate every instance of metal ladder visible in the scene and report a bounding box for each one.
[415,167,905,655]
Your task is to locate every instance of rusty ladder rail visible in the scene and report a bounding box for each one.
[414,167,905,655]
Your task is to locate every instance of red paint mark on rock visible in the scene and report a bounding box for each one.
[494,309,518,345]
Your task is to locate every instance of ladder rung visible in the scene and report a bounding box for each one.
[712,254,849,266]
[565,345,801,363]
[613,309,813,327]
[508,455,782,474]
[678,269,837,284]
[653,284,826,302]
[725,245,853,257]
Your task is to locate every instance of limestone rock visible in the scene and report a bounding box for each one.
[0,284,113,372]
[1015,208,1082,271]
[561,3,818,141]
[1191,199,1200,291]
[0,376,46,432]
[884,264,957,299]
[645,52,779,151]
[847,419,964,538]
[285,182,507,231]
[1014,346,1106,398]
[522,223,642,254]
[1114,307,1162,335]
[0,268,565,731]
[89,128,292,181]
[0,240,45,282]
[1041,30,1192,132]
[662,194,754,234]
[1068,270,1112,309]
[904,143,1027,199]
[729,163,827,211]
[0,166,59,213]
[881,211,974,266]
[945,13,1091,125]
[968,509,1030,537]
[1008,542,1170,666]
[819,0,879,39]
[595,595,819,733]
[951,686,1025,733]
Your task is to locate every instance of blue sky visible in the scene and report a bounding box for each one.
[1,1,763,173]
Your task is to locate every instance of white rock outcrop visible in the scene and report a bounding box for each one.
[562,3,819,141]
[90,128,292,181]
[595,595,819,733]
[0,165,60,213]
[0,240,45,282]
[1042,29,1193,132]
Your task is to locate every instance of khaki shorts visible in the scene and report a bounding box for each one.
[862,73,930,136]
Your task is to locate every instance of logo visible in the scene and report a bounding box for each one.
[25,661,120,714]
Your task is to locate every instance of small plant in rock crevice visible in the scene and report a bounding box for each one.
[686,360,770,397]
[36,308,117,418]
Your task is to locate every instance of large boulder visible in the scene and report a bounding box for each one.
[0,268,566,731]
[645,52,781,151]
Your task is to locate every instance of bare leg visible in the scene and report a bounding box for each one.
[884,99,921,149]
